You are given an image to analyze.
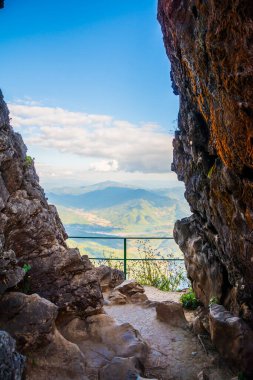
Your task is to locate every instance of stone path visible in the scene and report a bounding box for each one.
[104,288,235,380]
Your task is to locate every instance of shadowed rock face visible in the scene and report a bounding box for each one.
[0,330,25,379]
[158,0,253,374]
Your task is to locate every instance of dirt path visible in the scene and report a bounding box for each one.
[104,288,235,380]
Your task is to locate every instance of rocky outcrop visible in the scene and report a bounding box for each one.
[0,89,151,378]
[58,312,148,379]
[0,250,24,295]
[156,301,188,328]
[109,279,148,304]
[0,91,103,317]
[0,292,87,380]
[210,304,253,377]
[95,264,124,292]
[0,330,25,380]
[158,0,253,375]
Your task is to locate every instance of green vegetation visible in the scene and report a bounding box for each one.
[22,263,31,273]
[22,263,32,294]
[49,184,190,243]
[25,155,34,167]
[207,164,215,179]
[209,296,219,306]
[129,240,186,291]
[180,289,200,309]
[90,240,188,292]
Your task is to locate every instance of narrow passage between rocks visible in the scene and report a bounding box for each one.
[104,286,235,380]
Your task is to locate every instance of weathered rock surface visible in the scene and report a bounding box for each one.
[111,279,148,304]
[0,292,58,352]
[0,91,102,317]
[0,292,87,379]
[156,300,188,328]
[99,357,142,380]
[58,313,149,379]
[0,85,151,379]
[0,330,25,380]
[108,289,129,304]
[106,302,235,380]
[95,264,124,291]
[0,249,24,295]
[25,329,88,380]
[210,304,253,376]
[158,0,253,373]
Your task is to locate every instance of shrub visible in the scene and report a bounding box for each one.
[25,155,34,167]
[22,263,32,273]
[90,240,188,292]
[128,240,187,292]
[180,289,200,309]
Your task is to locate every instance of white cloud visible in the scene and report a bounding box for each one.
[89,159,119,172]
[9,102,173,173]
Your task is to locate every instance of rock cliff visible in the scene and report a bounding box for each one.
[158,0,253,376]
[0,92,103,317]
[0,89,150,379]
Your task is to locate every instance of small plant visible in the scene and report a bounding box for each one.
[209,296,219,306]
[21,263,32,294]
[207,164,215,179]
[180,289,200,309]
[238,372,247,380]
[128,240,187,292]
[25,155,34,167]
[90,241,188,292]
[22,263,32,273]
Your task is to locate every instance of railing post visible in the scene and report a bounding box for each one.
[124,238,127,279]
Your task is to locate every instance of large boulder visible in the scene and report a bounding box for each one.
[59,312,149,379]
[108,289,128,305]
[209,304,253,377]
[0,292,87,380]
[156,301,188,328]
[111,279,148,304]
[95,265,124,291]
[25,329,88,380]
[0,330,25,380]
[4,190,103,317]
[0,292,58,351]
[86,314,148,361]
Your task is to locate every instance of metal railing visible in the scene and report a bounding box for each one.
[68,236,184,278]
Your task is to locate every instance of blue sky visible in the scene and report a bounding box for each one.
[0,0,180,189]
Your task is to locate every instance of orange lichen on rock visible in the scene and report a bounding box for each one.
[158,0,253,376]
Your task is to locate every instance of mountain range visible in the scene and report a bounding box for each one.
[47,181,190,258]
